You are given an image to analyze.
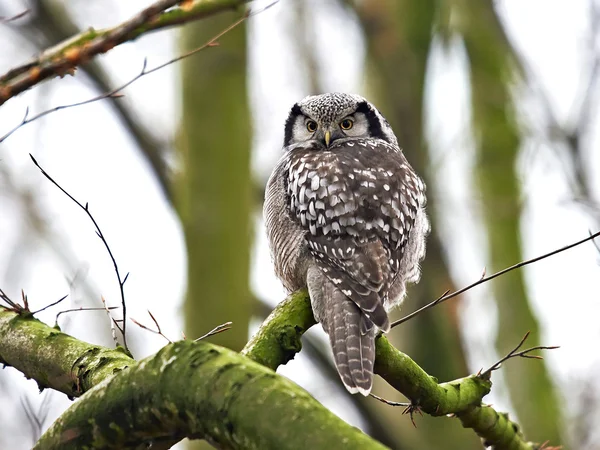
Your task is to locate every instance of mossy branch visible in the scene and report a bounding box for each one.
[34,339,386,450]
[1,290,553,449]
[0,0,248,106]
[243,290,550,450]
[0,307,385,449]
[0,309,133,398]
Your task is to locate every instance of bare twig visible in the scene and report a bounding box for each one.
[31,294,69,315]
[371,391,424,430]
[195,321,233,341]
[402,404,423,428]
[590,229,600,259]
[539,440,563,450]
[0,9,30,23]
[369,392,410,407]
[0,0,184,105]
[55,306,118,326]
[0,10,250,144]
[21,289,30,311]
[30,154,129,351]
[0,288,29,314]
[20,391,51,444]
[0,94,123,143]
[391,229,600,328]
[0,0,279,107]
[101,296,119,346]
[131,310,173,343]
[478,331,559,379]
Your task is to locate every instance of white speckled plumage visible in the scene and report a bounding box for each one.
[264,93,429,395]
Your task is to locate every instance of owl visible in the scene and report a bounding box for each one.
[264,93,429,395]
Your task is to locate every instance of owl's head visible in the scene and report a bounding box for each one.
[283,93,397,149]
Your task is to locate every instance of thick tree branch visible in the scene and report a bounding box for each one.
[34,340,387,450]
[241,290,316,369]
[0,0,248,106]
[0,309,133,398]
[0,307,385,449]
[2,290,552,449]
[243,290,550,450]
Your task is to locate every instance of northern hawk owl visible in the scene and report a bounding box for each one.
[264,93,429,395]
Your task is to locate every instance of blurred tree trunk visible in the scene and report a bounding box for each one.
[454,0,564,444]
[177,12,252,449]
[356,1,480,448]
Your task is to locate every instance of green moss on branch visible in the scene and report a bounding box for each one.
[2,290,549,449]
[374,335,490,415]
[242,289,315,369]
[1,307,386,449]
[243,289,545,449]
[35,340,387,450]
[0,309,133,397]
[458,405,539,450]
[0,0,249,106]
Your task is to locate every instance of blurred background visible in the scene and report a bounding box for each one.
[0,0,599,449]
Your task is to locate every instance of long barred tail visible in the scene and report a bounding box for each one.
[307,266,378,395]
[327,289,376,396]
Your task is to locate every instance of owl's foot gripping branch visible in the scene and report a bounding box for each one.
[1,290,553,450]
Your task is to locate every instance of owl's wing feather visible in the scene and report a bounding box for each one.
[286,139,424,332]
[313,252,387,331]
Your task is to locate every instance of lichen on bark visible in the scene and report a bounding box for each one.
[34,340,387,450]
[1,291,549,449]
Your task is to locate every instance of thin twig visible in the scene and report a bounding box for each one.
[402,404,423,428]
[0,19,232,142]
[0,94,123,143]
[20,390,51,444]
[589,230,600,259]
[195,321,233,341]
[478,331,560,379]
[0,288,29,314]
[30,154,129,351]
[0,9,30,23]
[131,310,172,343]
[101,296,119,346]
[54,306,118,326]
[0,2,277,143]
[539,440,563,450]
[391,229,600,328]
[0,0,185,106]
[369,392,410,407]
[21,289,29,311]
[31,294,69,315]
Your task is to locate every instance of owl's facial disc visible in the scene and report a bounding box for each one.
[283,109,371,148]
[282,93,397,149]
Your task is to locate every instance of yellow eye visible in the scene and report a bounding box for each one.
[306,120,318,133]
[340,118,353,130]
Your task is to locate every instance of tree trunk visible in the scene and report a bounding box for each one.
[177,10,252,351]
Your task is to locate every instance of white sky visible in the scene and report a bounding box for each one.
[0,0,599,448]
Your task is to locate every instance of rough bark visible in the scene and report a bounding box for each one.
[241,290,315,369]
[34,339,386,450]
[1,290,546,449]
[244,291,543,449]
[0,309,133,398]
[0,0,249,106]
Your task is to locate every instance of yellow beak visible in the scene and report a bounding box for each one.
[324,131,331,147]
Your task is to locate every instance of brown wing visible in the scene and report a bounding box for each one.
[284,138,425,331]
